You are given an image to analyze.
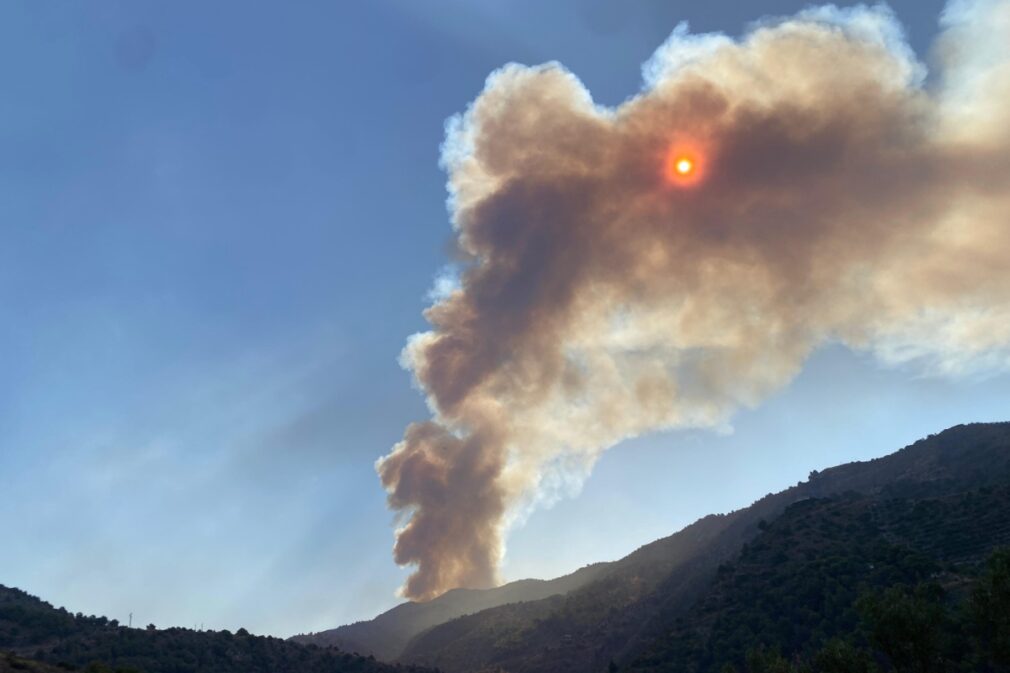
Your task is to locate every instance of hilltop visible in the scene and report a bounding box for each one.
[0,585,435,673]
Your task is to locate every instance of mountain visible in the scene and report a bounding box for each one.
[0,584,435,673]
[291,562,613,659]
[317,422,1010,673]
[627,478,1010,671]
[8,422,1009,673]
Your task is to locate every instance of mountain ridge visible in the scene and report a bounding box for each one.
[291,561,614,659]
[7,422,1009,673]
[0,584,435,673]
[326,422,1010,673]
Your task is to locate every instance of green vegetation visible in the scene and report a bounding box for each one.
[628,481,1010,673]
[970,549,1010,669]
[293,564,613,661]
[1,651,68,673]
[399,424,1010,673]
[0,586,435,673]
[720,547,1010,673]
[6,423,1010,673]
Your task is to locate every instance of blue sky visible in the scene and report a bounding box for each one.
[3,0,1008,637]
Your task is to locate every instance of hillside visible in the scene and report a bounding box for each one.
[291,562,613,659]
[392,422,1010,673]
[628,479,1010,671]
[0,652,67,673]
[7,422,1009,673]
[0,585,434,673]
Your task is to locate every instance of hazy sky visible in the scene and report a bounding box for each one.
[3,0,1009,638]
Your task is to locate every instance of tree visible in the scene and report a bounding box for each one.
[746,646,795,673]
[857,584,947,673]
[970,547,1010,667]
[809,638,874,673]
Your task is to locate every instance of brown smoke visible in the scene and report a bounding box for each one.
[377,1,1010,600]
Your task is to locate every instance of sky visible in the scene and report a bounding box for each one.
[2,0,1009,638]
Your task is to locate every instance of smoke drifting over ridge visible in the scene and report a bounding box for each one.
[377,0,1010,600]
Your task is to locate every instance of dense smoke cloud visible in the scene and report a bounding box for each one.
[377,0,1010,600]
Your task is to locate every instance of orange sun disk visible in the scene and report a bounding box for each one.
[664,145,705,187]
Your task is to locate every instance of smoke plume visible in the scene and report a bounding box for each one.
[377,0,1010,600]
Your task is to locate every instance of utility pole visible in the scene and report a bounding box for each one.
[129,612,133,628]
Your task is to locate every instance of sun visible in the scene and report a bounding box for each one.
[664,142,706,188]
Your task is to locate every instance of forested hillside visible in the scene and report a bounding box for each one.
[629,484,1010,671]
[392,423,1010,673]
[292,562,612,659]
[8,423,1009,673]
[0,586,434,673]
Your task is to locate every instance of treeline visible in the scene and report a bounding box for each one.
[0,586,436,673]
[738,547,1009,673]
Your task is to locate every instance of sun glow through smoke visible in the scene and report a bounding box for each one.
[664,142,705,187]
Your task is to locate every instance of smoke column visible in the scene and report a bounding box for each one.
[377,0,1010,600]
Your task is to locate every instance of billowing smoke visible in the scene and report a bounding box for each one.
[377,0,1010,600]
